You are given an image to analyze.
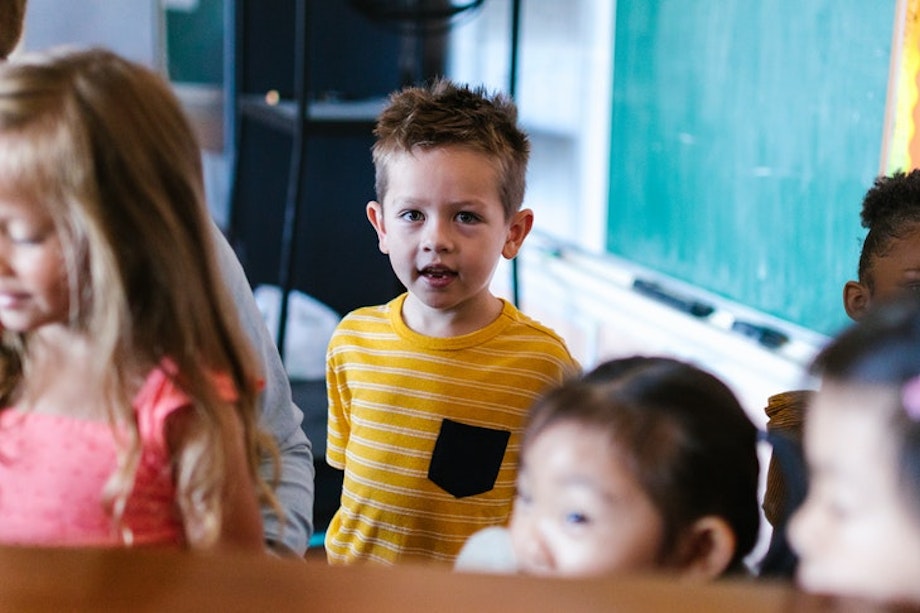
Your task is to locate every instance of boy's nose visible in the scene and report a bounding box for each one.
[421,219,454,253]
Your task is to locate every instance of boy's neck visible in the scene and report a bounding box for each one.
[401,293,504,338]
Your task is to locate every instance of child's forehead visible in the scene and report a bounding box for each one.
[0,138,60,198]
[383,146,502,196]
[808,382,897,426]
[385,144,500,177]
[0,175,44,207]
[390,142,495,163]
[526,420,621,464]
[873,225,920,262]
[806,382,900,473]
[522,422,647,500]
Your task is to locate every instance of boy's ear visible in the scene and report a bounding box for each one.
[366,201,389,255]
[843,280,870,321]
[674,516,736,581]
[501,208,534,259]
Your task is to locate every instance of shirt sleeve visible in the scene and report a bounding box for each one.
[324,327,349,470]
[133,366,193,457]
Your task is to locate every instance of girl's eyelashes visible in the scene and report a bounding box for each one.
[2,217,55,245]
[9,231,49,245]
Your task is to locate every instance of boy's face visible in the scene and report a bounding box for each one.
[789,382,920,603]
[367,146,532,327]
[508,420,665,577]
[845,225,920,320]
[868,227,920,300]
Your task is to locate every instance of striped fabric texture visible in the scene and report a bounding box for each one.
[325,293,578,565]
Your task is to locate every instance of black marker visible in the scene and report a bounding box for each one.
[731,320,789,349]
[632,279,715,318]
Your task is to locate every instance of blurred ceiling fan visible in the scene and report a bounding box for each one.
[347,0,488,86]
[348,0,487,29]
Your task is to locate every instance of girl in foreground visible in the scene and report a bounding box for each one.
[790,294,920,604]
[0,47,278,550]
[456,356,760,579]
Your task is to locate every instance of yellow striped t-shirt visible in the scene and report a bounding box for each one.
[324,293,578,566]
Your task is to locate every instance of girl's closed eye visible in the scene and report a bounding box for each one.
[9,229,51,245]
[2,219,52,245]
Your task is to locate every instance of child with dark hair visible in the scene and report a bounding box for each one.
[761,168,920,576]
[456,356,761,579]
[843,169,920,318]
[789,293,920,605]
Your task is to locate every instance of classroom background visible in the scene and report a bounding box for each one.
[19,0,919,559]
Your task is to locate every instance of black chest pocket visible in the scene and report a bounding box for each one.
[427,418,511,498]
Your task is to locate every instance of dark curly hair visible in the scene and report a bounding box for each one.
[856,169,920,289]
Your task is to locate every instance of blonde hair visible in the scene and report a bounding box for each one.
[371,78,529,220]
[0,47,279,547]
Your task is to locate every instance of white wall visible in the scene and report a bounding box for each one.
[19,1,229,229]
[449,0,823,414]
[21,0,163,69]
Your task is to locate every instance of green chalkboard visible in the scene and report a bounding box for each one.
[607,1,896,335]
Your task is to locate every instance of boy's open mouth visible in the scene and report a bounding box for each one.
[420,266,456,279]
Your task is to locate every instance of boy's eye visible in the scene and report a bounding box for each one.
[456,211,480,224]
[399,210,424,222]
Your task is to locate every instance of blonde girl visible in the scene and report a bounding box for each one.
[0,47,278,550]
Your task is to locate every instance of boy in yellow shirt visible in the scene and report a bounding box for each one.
[325,79,579,566]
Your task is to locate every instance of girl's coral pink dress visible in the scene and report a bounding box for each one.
[0,367,189,547]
